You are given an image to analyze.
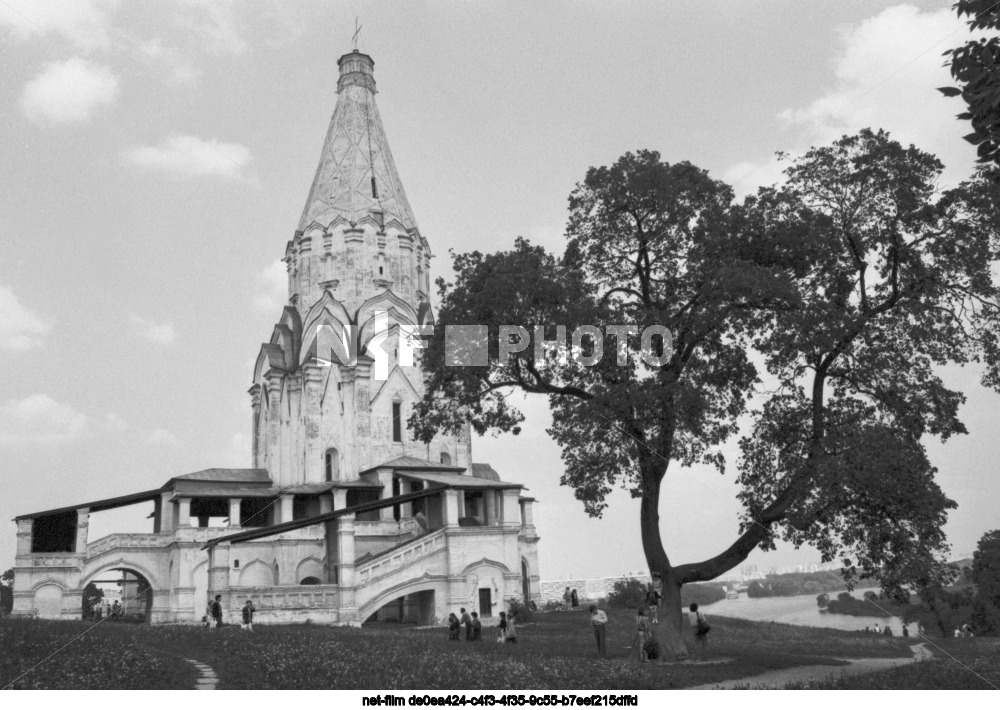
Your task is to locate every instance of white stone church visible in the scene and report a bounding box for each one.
[11,49,541,626]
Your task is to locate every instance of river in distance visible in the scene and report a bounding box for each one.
[701,587,912,636]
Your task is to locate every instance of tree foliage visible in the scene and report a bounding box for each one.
[941,1,1000,165]
[971,529,1000,633]
[1,568,13,615]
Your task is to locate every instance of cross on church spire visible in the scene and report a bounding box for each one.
[352,17,363,51]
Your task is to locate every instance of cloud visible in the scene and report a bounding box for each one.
[134,37,203,83]
[146,428,179,445]
[0,394,89,446]
[728,5,982,197]
[0,285,50,350]
[128,313,176,344]
[21,57,119,123]
[253,260,288,312]
[0,0,118,51]
[124,135,253,182]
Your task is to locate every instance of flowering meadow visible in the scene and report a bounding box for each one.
[1,608,918,690]
[0,616,195,690]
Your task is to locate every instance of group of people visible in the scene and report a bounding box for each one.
[562,587,580,610]
[863,622,895,636]
[203,595,256,631]
[588,598,711,662]
[90,599,122,621]
[447,607,518,643]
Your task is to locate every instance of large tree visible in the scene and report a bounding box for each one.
[412,133,1000,657]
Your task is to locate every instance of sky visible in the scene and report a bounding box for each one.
[1,0,996,582]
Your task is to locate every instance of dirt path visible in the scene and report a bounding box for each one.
[184,658,220,690]
[689,643,930,689]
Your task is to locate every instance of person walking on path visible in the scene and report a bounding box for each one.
[471,611,482,640]
[241,599,255,632]
[447,613,461,640]
[571,589,579,609]
[211,594,224,629]
[644,583,661,625]
[589,603,608,659]
[689,603,710,655]
[461,607,473,640]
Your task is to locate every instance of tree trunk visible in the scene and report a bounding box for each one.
[639,454,689,660]
[656,567,690,661]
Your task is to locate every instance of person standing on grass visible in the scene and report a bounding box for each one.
[506,610,518,643]
[212,594,224,629]
[498,611,509,642]
[460,607,473,640]
[563,587,572,610]
[689,603,710,655]
[204,598,214,629]
[471,611,482,640]
[571,589,579,609]
[589,603,608,659]
[629,606,652,663]
[447,612,461,640]
[644,582,661,625]
[241,599,255,632]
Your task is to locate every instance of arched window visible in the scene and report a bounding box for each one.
[440,451,451,466]
[325,448,340,482]
[300,576,321,585]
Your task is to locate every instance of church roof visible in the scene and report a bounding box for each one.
[359,455,466,476]
[298,50,418,233]
[470,463,501,481]
[396,470,521,491]
[167,468,272,486]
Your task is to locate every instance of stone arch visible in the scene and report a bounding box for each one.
[79,563,156,622]
[356,573,448,624]
[238,559,274,587]
[296,556,324,584]
[439,451,452,466]
[82,559,160,591]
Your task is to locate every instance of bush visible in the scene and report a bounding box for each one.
[607,578,647,608]
[507,598,533,623]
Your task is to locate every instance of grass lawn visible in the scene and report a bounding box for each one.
[0,608,914,690]
[781,637,1000,690]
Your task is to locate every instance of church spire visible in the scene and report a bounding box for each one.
[298,50,418,234]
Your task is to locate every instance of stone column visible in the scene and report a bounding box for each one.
[157,492,172,533]
[228,498,241,527]
[400,479,413,519]
[443,489,460,527]
[319,493,333,515]
[303,363,324,483]
[337,514,357,621]
[208,543,231,623]
[75,508,89,553]
[502,490,521,529]
[249,384,262,468]
[15,519,32,556]
[377,467,395,521]
[280,495,294,524]
[178,498,191,528]
[483,491,494,526]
